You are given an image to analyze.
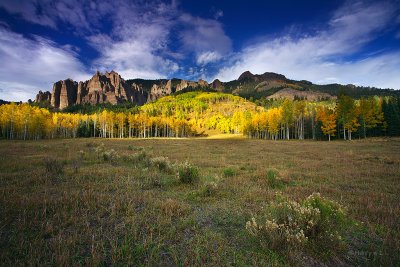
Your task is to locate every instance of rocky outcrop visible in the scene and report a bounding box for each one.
[148,79,209,101]
[46,71,211,109]
[38,69,346,109]
[35,91,51,103]
[50,79,78,109]
[78,71,133,105]
[50,71,144,109]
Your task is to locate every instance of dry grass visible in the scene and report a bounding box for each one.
[0,137,399,266]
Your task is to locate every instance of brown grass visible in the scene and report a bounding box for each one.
[0,137,399,266]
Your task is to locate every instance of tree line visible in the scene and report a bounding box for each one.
[0,92,399,140]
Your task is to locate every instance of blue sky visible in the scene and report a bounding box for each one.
[0,0,399,101]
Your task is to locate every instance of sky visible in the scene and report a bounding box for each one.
[0,0,400,101]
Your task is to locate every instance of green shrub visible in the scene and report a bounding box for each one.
[223,167,235,177]
[178,161,199,184]
[246,193,346,253]
[150,156,173,173]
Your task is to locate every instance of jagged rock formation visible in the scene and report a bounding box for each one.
[148,79,209,101]
[41,71,212,109]
[50,79,78,109]
[37,69,394,109]
[75,71,135,106]
[35,91,51,103]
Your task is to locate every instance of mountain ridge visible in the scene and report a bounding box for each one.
[34,70,400,109]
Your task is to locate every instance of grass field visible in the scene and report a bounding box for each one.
[0,138,399,266]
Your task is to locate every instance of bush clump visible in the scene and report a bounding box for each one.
[178,161,199,184]
[246,193,346,253]
[101,149,119,164]
[223,167,235,177]
[150,156,173,173]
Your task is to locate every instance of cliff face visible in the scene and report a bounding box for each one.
[76,71,133,105]
[49,71,141,109]
[50,79,78,109]
[36,70,339,109]
[148,79,208,101]
[45,71,210,109]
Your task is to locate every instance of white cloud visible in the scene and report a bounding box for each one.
[179,14,232,65]
[0,27,90,101]
[214,1,400,89]
[0,0,233,84]
[88,1,180,79]
[88,1,232,77]
[0,0,110,31]
[196,51,222,65]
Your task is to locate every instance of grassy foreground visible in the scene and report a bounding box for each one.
[0,138,399,266]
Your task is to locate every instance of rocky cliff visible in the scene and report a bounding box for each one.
[35,70,347,109]
[40,71,211,109]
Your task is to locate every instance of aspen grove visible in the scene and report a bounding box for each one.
[0,92,398,140]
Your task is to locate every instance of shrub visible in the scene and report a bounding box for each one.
[223,167,235,177]
[101,149,120,165]
[246,193,346,253]
[303,193,346,244]
[178,161,199,184]
[43,158,64,174]
[129,151,151,167]
[150,156,173,173]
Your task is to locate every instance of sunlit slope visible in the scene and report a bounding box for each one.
[140,91,263,136]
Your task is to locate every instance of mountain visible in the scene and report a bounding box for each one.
[213,71,400,99]
[37,71,209,109]
[35,70,400,109]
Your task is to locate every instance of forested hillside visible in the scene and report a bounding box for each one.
[1,92,399,140]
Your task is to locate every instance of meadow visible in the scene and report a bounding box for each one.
[0,137,399,266]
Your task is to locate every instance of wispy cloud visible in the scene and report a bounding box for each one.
[0,0,232,81]
[0,27,90,101]
[179,13,232,66]
[214,1,400,89]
